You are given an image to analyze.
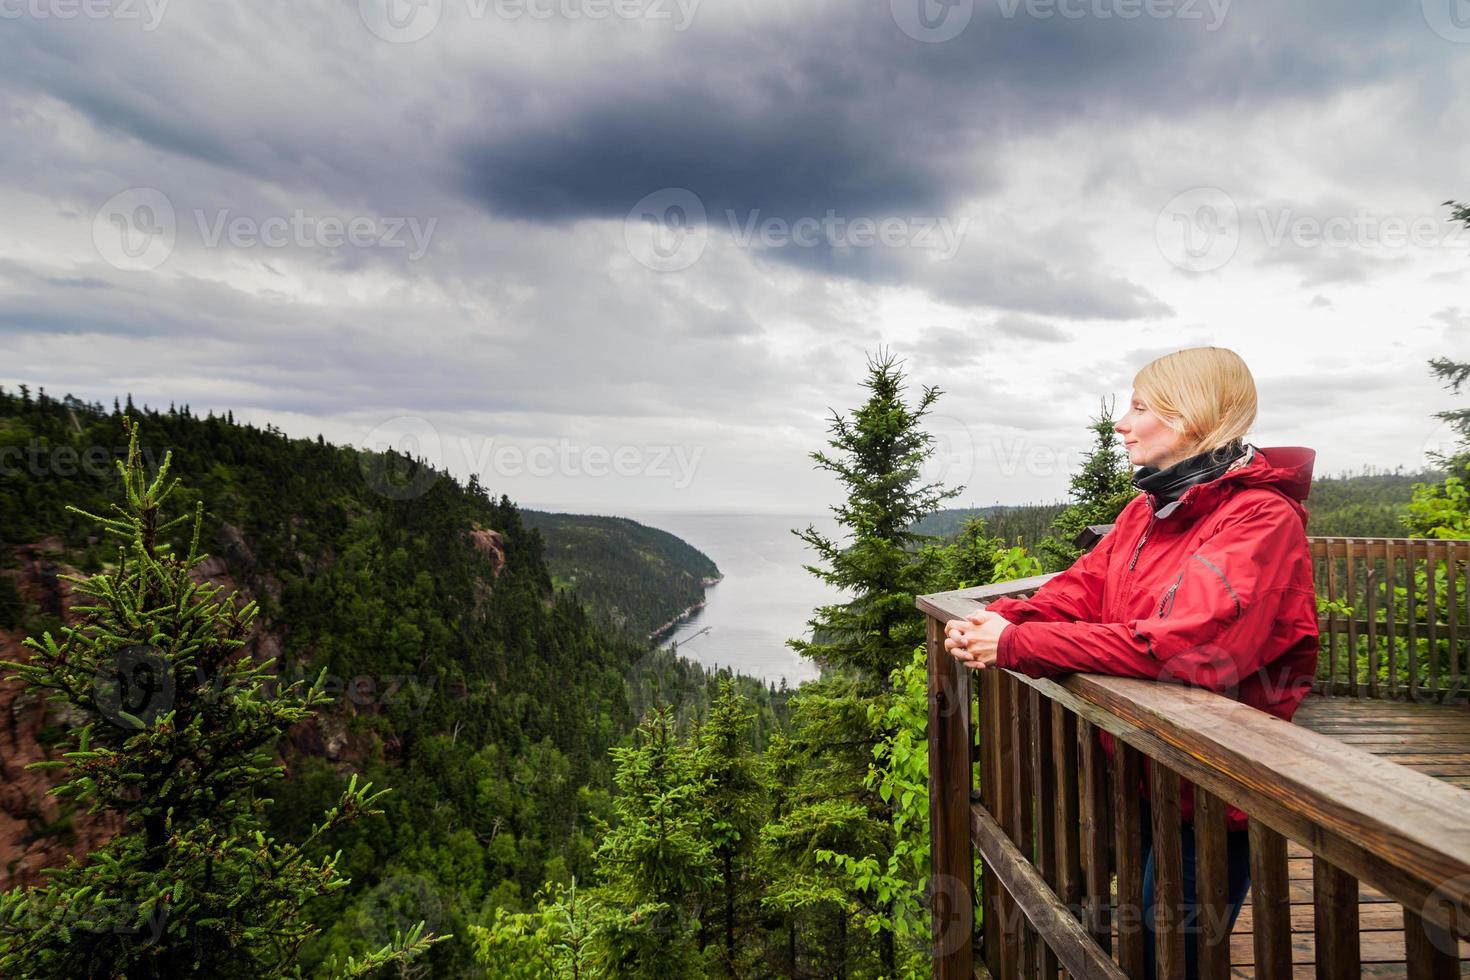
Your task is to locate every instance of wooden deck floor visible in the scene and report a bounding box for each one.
[1226,695,1470,978]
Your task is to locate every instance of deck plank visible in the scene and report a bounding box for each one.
[1236,697,1470,977]
[1134,696,1470,977]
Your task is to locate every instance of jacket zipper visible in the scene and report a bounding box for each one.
[1129,506,1157,570]
[1157,572,1183,617]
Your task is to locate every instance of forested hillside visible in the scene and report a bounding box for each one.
[919,464,1443,547]
[0,386,784,975]
[910,503,1068,552]
[521,511,722,640]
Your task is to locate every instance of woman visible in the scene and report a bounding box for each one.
[943,346,1319,980]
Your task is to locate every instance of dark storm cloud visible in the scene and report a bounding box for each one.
[452,0,1430,225]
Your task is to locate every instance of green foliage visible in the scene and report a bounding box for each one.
[990,545,1043,584]
[935,516,1006,590]
[1036,399,1135,572]
[789,348,963,690]
[0,385,786,973]
[0,420,440,978]
[1306,467,1439,537]
[689,679,768,976]
[1404,354,1470,540]
[471,878,602,979]
[1405,475,1470,539]
[588,705,715,979]
[910,502,1068,553]
[522,511,721,640]
[848,645,932,977]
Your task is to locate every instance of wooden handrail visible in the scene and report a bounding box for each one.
[918,550,1470,980]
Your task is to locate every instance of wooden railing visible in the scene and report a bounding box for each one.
[917,538,1470,980]
[1313,537,1470,701]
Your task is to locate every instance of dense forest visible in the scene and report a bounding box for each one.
[2,348,1468,978]
[520,511,722,641]
[0,387,787,975]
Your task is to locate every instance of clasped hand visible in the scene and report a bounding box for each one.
[943,609,1011,670]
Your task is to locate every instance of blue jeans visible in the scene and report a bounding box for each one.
[1139,799,1253,980]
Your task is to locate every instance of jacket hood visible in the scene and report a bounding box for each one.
[1230,445,1315,502]
[1146,444,1316,522]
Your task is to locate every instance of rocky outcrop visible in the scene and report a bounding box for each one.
[0,549,122,890]
[467,527,507,578]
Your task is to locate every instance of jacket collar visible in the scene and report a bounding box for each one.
[1134,443,1317,520]
[1133,439,1249,516]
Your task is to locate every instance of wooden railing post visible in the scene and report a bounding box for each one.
[926,615,974,979]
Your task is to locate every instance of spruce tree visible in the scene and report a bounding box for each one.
[789,347,963,689]
[589,705,714,979]
[688,678,766,976]
[0,419,440,978]
[781,348,967,976]
[1406,356,1470,539]
[1037,398,1135,571]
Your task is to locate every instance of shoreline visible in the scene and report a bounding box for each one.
[646,574,723,642]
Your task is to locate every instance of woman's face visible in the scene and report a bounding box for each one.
[1115,391,1187,470]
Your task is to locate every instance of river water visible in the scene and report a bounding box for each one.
[620,511,851,689]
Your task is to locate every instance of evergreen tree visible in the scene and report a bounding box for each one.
[688,678,766,976]
[1406,355,1470,539]
[0,420,440,978]
[471,877,602,979]
[588,705,715,979]
[938,515,1007,589]
[789,347,964,689]
[754,676,889,977]
[1037,398,1135,571]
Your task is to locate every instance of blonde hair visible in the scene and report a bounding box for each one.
[1134,347,1257,460]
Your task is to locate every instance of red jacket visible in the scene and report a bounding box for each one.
[985,445,1319,830]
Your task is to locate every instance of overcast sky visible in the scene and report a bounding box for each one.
[1,0,1467,515]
